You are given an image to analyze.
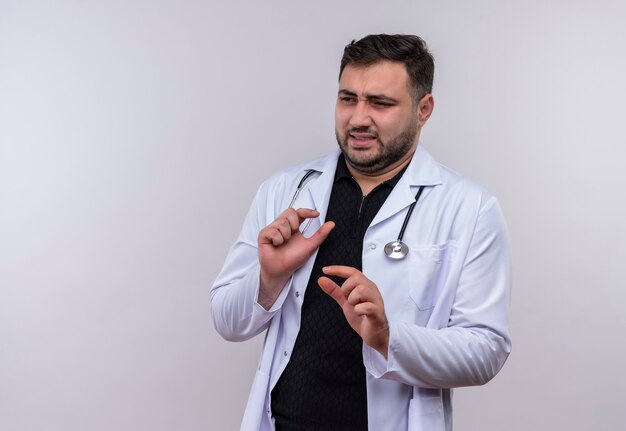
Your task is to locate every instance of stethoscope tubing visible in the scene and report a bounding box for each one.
[288,169,317,209]
[289,169,425,259]
[289,169,318,234]
[396,186,425,243]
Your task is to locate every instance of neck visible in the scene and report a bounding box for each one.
[347,149,415,196]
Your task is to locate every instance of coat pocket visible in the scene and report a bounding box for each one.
[407,241,456,311]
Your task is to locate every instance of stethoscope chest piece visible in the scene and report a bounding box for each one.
[384,240,409,260]
[383,185,425,261]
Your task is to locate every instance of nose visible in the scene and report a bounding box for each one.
[349,99,372,128]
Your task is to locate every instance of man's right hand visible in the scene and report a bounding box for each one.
[257,208,334,309]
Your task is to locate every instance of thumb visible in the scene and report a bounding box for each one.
[304,221,335,250]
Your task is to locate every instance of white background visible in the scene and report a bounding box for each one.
[2,1,625,430]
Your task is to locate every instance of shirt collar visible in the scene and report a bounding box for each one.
[333,153,409,188]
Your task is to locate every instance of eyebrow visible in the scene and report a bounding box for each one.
[337,89,399,104]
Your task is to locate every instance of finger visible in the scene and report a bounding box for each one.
[283,209,302,232]
[277,208,306,232]
[272,217,292,241]
[322,265,361,279]
[262,227,285,246]
[323,267,379,306]
[346,284,369,306]
[336,275,362,299]
[317,275,347,308]
[295,208,320,223]
[353,302,377,316]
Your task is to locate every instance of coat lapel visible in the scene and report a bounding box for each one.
[370,144,443,228]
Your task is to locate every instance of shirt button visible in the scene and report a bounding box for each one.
[369,243,377,250]
[295,291,300,298]
[284,350,288,357]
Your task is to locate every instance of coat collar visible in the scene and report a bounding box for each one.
[298,144,443,228]
[401,143,443,187]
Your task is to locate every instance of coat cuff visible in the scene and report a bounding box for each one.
[252,270,293,315]
[363,322,399,378]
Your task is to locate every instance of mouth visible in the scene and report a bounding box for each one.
[348,131,378,148]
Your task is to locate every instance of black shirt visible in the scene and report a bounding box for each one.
[271,155,406,431]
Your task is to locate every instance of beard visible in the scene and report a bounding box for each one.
[335,120,419,175]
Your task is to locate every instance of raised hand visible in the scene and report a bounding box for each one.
[258,208,334,309]
[318,265,390,358]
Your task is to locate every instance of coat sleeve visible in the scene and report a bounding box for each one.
[210,181,292,342]
[363,196,512,388]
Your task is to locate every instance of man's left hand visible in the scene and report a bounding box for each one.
[318,265,389,358]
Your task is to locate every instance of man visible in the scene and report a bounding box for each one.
[211,34,511,431]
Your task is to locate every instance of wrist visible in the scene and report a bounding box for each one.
[375,320,390,359]
[258,270,290,310]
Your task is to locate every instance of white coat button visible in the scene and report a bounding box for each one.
[284,350,288,357]
[369,243,377,250]
[295,291,300,298]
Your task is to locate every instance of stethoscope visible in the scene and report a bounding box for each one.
[288,169,320,234]
[290,169,425,260]
[383,186,424,260]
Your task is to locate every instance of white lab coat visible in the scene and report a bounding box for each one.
[211,145,511,431]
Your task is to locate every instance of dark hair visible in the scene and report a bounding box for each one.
[339,34,434,101]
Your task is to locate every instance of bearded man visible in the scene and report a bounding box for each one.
[211,34,512,431]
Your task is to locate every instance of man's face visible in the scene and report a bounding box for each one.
[335,61,428,175]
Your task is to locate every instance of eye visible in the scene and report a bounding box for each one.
[370,100,394,108]
[339,95,357,105]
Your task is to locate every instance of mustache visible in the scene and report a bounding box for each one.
[347,126,379,137]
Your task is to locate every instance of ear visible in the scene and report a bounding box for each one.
[417,94,434,127]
